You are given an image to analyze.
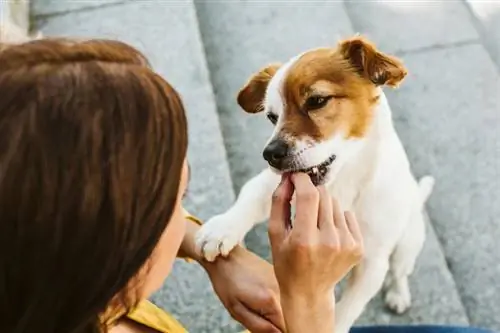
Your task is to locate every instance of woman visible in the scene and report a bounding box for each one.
[0,37,362,333]
[0,38,491,333]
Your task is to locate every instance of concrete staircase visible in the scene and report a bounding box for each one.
[19,0,500,332]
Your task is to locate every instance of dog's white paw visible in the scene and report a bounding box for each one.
[194,214,244,262]
[384,287,411,314]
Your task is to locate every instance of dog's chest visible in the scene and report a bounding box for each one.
[326,179,360,212]
[326,158,374,212]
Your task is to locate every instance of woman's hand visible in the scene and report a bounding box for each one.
[178,215,284,332]
[203,246,285,333]
[268,173,364,333]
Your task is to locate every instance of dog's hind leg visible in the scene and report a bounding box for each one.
[383,210,425,314]
[335,256,390,333]
[384,175,434,314]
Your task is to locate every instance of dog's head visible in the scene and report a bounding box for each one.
[237,36,407,185]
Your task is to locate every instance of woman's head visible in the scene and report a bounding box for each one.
[0,38,189,333]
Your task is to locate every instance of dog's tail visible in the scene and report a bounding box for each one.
[418,175,435,203]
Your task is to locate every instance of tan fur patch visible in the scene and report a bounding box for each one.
[338,36,407,87]
[279,36,406,142]
[237,63,281,113]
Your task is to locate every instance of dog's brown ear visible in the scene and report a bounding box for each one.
[237,63,281,113]
[338,36,407,87]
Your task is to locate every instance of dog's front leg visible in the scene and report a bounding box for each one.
[334,257,389,333]
[195,168,280,262]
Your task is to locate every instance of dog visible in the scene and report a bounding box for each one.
[195,35,435,333]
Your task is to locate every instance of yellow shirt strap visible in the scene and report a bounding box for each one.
[184,208,203,227]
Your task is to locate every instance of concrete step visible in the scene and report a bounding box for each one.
[194,0,469,328]
[33,1,239,332]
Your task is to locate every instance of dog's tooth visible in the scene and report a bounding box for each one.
[312,167,318,175]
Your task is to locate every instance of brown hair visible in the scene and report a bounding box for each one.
[0,38,188,333]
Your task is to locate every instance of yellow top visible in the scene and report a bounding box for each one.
[126,300,248,333]
[126,300,188,333]
[107,209,249,333]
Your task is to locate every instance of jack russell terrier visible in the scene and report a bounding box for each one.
[195,35,435,333]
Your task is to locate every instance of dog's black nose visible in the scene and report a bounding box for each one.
[263,139,289,169]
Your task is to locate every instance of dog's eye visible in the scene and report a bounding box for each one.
[267,113,278,125]
[305,95,332,111]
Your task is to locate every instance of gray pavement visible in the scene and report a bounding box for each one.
[30,0,499,332]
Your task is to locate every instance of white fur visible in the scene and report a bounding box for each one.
[195,53,434,333]
[264,51,304,147]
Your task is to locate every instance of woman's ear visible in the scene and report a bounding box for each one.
[338,36,407,87]
[237,63,281,113]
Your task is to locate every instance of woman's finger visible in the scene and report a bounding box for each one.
[290,173,319,236]
[231,302,282,333]
[269,174,293,249]
[331,197,348,231]
[317,186,334,231]
[345,211,363,244]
